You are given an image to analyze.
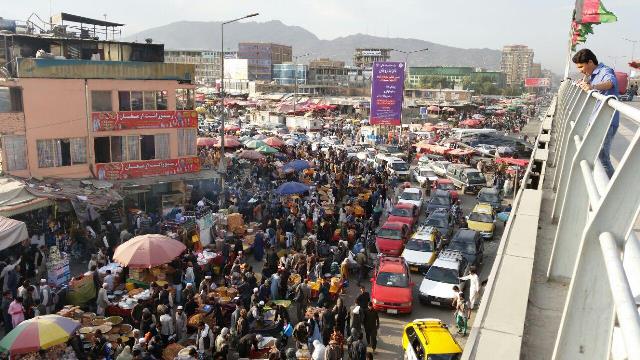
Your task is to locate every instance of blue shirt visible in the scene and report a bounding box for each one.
[589,63,620,126]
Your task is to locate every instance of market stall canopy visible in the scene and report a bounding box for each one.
[427,105,440,111]
[224,125,240,132]
[264,137,285,148]
[0,315,81,355]
[197,137,217,147]
[496,157,529,167]
[214,137,242,148]
[0,216,28,252]
[113,234,186,268]
[256,145,279,154]
[244,139,266,149]
[417,144,451,155]
[459,119,483,127]
[448,148,475,157]
[252,134,267,140]
[275,182,310,196]
[282,160,312,173]
[238,150,265,161]
[413,140,435,149]
[0,177,52,217]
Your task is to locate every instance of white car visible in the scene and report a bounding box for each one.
[474,144,497,156]
[386,157,411,180]
[429,161,451,178]
[402,226,439,272]
[413,167,439,186]
[397,187,424,210]
[418,250,469,307]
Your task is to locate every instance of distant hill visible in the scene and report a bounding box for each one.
[125,20,502,69]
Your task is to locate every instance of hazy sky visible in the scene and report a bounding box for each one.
[4,0,639,73]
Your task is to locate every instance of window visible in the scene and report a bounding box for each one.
[154,134,170,159]
[118,91,131,111]
[0,87,23,112]
[36,138,86,168]
[176,89,195,110]
[2,135,27,170]
[130,91,143,111]
[156,91,168,110]
[91,91,112,111]
[118,91,168,111]
[143,92,156,110]
[109,136,139,162]
[178,129,197,156]
[140,135,155,160]
[94,137,110,163]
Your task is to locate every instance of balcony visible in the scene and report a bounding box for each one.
[16,58,195,82]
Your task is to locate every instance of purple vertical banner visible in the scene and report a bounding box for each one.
[370,61,405,125]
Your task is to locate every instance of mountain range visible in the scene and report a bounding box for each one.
[125,20,502,69]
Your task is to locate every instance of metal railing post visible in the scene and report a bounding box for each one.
[552,102,640,359]
[550,91,599,221]
[551,88,588,183]
[547,94,615,280]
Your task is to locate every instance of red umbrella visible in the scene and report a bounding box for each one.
[197,137,217,147]
[224,125,240,132]
[214,136,242,148]
[238,150,266,161]
[264,137,285,147]
[460,119,482,127]
[113,234,186,268]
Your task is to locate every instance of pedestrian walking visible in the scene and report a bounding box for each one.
[363,302,379,352]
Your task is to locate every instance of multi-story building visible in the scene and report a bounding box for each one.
[408,67,475,87]
[164,49,237,86]
[500,45,534,87]
[0,15,200,183]
[237,43,292,81]
[529,62,543,78]
[353,48,392,69]
[307,58,349,86]
[272,63,308,85]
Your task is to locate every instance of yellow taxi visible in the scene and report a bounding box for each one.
[402,318,462,360]
[466,203,496,239]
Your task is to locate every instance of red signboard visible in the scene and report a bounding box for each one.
[95,157,200,180]
[524,78,551,87]
[92,110,198,131]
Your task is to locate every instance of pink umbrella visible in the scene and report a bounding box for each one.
[238,150,266,161]
[214,136,242,148]
[197,137,217,147]
[264,137,285,147]
[113,234,186,268]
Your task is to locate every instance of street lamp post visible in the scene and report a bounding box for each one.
[219,12,259,174]
[292,53,310,113]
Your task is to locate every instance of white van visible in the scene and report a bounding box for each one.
[386,157,411,180]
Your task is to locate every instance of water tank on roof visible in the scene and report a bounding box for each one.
[0,18,17,33]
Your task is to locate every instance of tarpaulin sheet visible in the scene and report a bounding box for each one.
[0,216,28,251]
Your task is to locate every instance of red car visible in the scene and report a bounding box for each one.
[387,203,419,229]
[432,178,459,203]
[371,256,414,314]
[376,221,411,256]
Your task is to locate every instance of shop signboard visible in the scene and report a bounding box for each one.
[361,50,382,56]
[96,157,201,180]
[92,110,198,131]
[524,78,551,87]
[370,61,405,125]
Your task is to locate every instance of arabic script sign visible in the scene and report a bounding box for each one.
[95,157,200,180]
[92,110,198,131]
[370,62,405,126]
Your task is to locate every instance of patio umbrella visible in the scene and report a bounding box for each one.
[113,234,186,268]
[224,125,240,132]
[244,139,266,149]
[282,159,312,173]
[0,315,81,355]
[275,181,310,196]
[253,134,267,140]
[264,137,285,147]
[197,137,217,147]
[256,145,279,154]
[214,137,241,148]
[238,150,266,161]
[427,105,440,112]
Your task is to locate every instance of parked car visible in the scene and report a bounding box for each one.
[447,229,483,268]
[429,161,451,178]
[466,203,496,239]
[425,189,452,216]
[376,221,412,256]
[418,250,469,307]
[476,187,503,211]
[397,187,424,211]
[424,209,455,240]
[402,319,462,360]
[432,178,459,204]
[445,164,486,194]
[371,256,414,314]
[386,158,411,180]
[402,226,440,273]
[388,203,420,229]
[413,167,439,187]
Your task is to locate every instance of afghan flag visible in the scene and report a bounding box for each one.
[574,0,618,24]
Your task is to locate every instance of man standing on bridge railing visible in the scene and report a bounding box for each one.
[572,48,620,178]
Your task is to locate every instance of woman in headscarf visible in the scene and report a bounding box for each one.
[215,327,230,355]
[253,231,265,262]
[311,339,326,360]
[116,346,132,360]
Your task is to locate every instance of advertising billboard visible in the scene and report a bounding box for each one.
[370,62,405,125]
[95,157,201,180]
[525,78,551,87]
[92,110,198,131]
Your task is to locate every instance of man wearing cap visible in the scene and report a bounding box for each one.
[96,283,110,316]
[182,283,194,302]
[199,275,213,295]
[38,279,54,315]
[175,306,188,342]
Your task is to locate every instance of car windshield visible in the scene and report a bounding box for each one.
[438,183,456,190]
[430,196,450,206]
[391,162,410,171]
[426,217,447,228]
[401,192,421,201]
[427,354,461,360]
[376,271,409,287]
[425,266,459,284]
[466,171,486,182]
[469,212,493,223]
[478,193,500,203]
[406,239,433,252]
[390,208,412,217]
[377,228,402,240]
[449,241,476,254]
